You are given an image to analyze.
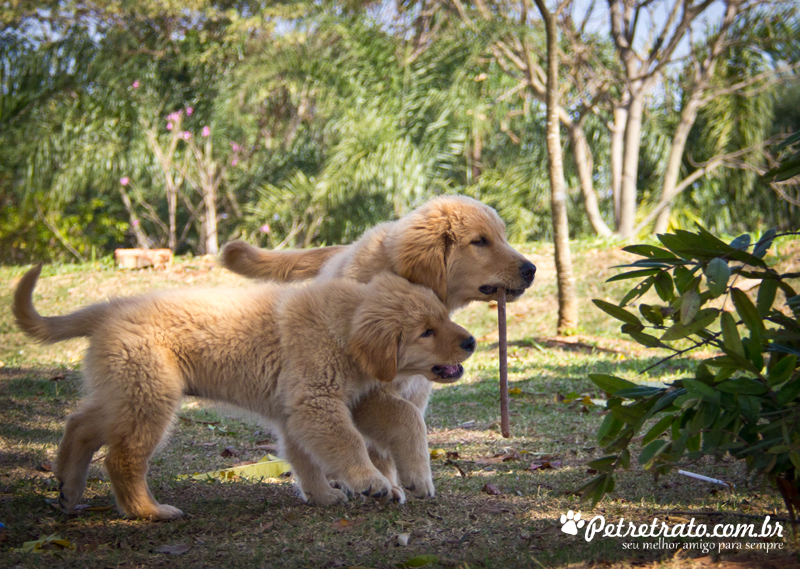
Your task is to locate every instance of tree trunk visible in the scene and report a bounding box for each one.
[611,100,628,229]
[652,92,706,233]
[618,91,645,239]
[118,187,150,249]
[167,183,177,251]
[533,0,578,333]
[203,181,218,255]
[568,123,613,237]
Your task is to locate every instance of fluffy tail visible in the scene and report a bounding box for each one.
[220,241,346,281]
[13,264,111,343]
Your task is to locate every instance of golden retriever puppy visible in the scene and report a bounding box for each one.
[221,195,535,497]
[13,266,475,520]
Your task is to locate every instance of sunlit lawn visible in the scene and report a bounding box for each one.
[1,241,798,568]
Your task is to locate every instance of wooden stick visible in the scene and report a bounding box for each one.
[498,287,510,438]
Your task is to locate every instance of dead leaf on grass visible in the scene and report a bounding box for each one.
[331,518,358,532]
[530,460,562,471]
[397,533,410,546]
[37,462,52,472]
[11,534,76,553]
[220,446,240,458]
[49,373,65,381]
[430,449,446,459]
[177,454,291,481]
[482,483,502,495]
[154,544,191,555]
[474,456,504,465]
[445,451,459,459]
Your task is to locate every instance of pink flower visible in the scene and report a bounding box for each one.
[231,158,238,166]
[202,126,210,137]
[132,80,140,89]
[132,219,139,226]
[167,122,173,131]
[186,107,193,116]
[120,177,130,186]
[182,131,192,140]
[230,142,240,152]
[260,224,271,234]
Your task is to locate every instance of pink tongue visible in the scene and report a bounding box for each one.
[442,365,459,375]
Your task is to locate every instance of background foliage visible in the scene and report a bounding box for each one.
[1,1,799,263]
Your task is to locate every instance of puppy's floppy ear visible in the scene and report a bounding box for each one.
[347,308,399,383]
[389,204,452,305]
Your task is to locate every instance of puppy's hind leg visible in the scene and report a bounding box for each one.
[55,401,106,513]
[102,364,185,520]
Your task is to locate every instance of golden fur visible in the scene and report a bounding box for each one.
[221,195,536,496]
[13,265,474,520]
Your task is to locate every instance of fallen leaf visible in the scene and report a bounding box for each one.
[458,420,476,428]
[50,373,65,381]
[397,533,410,546]
[529,460,562,471]
[37,462,52,472]
[220,447,240,458]
[482,483,502,495]
[331,518,356,532]
[508,387,522,396]
[474,456,504,465]
[178,454,291,481]
[154,544,191,555]
[11,534,75,553]
[445,451,460,459]
[255,439,275,446]
[430,449,446,459]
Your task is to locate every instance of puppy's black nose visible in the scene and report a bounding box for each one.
[519,261,536,284]
[460,336,476,353]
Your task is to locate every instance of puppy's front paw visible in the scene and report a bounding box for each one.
[345,470,394,500]
[400,469,435,499]
[385,483,406,504]
[304,486,348,507]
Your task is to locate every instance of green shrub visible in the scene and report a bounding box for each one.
[582,227,800,517]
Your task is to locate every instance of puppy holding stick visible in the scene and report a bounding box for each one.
[13,266,475,520]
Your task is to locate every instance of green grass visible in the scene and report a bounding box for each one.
[1,242,798,568]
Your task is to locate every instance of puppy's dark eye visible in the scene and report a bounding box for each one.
[420,329,435,338]
[471,236,489,246]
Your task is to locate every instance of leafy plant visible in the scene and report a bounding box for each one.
[581,227,800,517]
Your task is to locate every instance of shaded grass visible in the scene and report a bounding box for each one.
[1,242,798,568]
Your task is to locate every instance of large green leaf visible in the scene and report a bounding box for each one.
[661,309,718,341]
[705,258,730,298]
[589,374,638,394]
[731,288,764,334]
[720,311,745,357]
[592,299,642,326]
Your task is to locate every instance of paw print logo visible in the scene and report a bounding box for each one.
[560,510,585,536]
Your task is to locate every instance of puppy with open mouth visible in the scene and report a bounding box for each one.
[221,195,535,498]
[13,266,474,520]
